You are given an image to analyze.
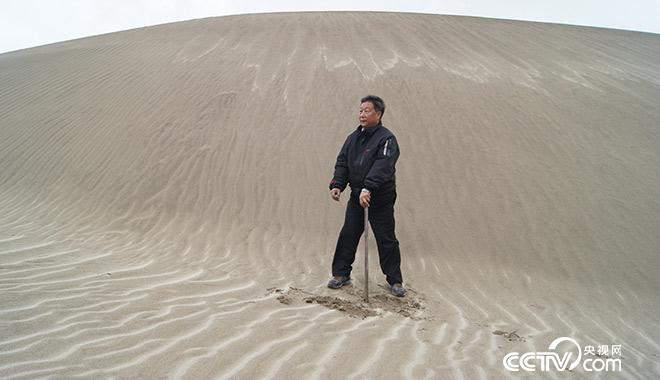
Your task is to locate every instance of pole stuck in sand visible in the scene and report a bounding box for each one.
[364,206,369,303]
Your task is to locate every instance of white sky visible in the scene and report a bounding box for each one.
[1,0,659,54]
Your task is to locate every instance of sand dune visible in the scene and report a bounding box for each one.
[1,11,659,379]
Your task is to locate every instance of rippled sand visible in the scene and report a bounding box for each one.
[1,12,659,379]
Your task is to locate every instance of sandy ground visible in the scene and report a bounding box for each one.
[1,11,659,379]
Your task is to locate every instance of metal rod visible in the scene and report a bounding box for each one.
[364,206,369,303]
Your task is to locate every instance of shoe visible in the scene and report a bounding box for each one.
[389,283,406,297]
[327,276,352,289]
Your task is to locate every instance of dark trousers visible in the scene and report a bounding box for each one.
[332,190,403,286]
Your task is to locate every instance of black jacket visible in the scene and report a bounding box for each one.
[329,122,399,195]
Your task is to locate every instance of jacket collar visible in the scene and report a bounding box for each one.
[357,121,383,135]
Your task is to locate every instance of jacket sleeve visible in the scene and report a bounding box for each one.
[329,136,350,191]
[363,135,399,192]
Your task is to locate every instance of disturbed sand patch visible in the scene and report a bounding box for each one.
[267,285,431,320]
[492,329,527,342]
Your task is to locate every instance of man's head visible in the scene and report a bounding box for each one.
[359,95,385,128]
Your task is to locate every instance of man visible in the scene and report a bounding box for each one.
[328,95,405,297]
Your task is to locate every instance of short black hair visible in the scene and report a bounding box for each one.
[361,95,385,120]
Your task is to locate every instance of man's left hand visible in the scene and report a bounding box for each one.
[359,190,371,208]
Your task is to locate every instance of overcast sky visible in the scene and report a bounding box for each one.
[1,0,659,54]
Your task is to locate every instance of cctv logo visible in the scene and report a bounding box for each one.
[503,337,581,372]
[503,337,622,372]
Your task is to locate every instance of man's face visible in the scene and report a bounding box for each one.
[359,102,381,128]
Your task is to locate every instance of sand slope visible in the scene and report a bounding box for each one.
[1,12,659,379]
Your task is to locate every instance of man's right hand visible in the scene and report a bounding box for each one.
[330,188,341,201]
